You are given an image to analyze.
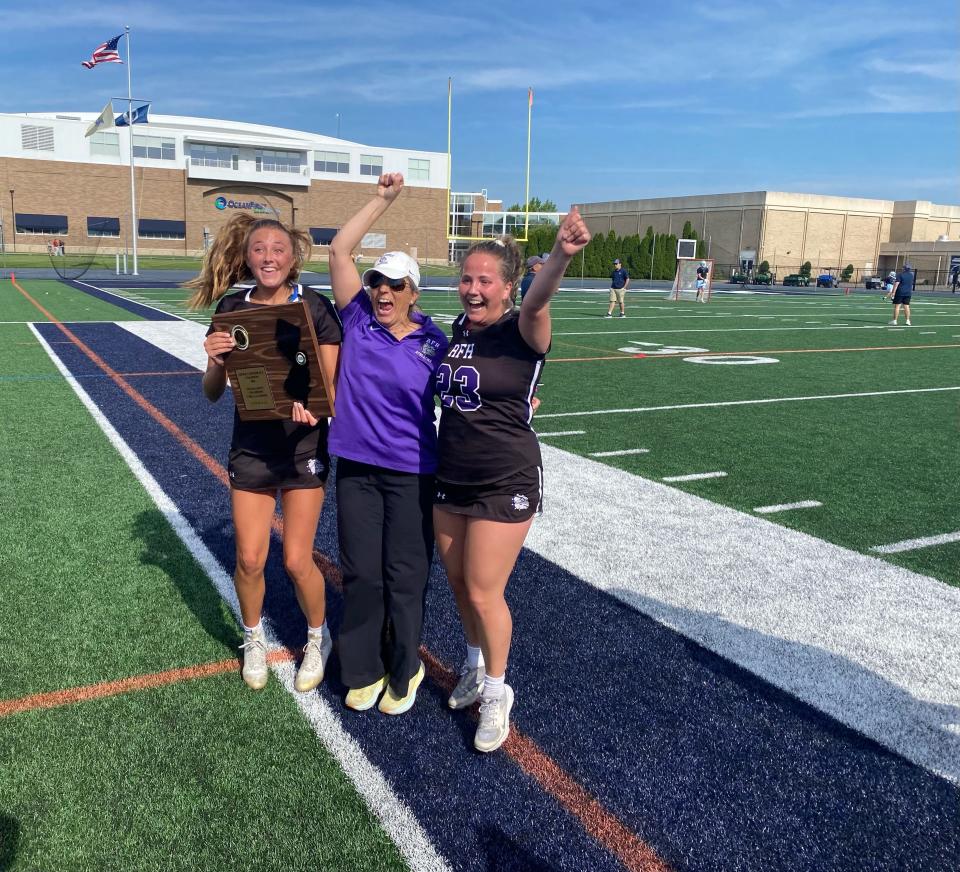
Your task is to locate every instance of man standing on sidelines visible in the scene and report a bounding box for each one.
[605,258,629,318]
[520,254,544,302]
[889,262,914,326]
[695,261,709,302]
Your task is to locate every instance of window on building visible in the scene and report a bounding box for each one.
[407,158,430,181]
[360,154,383,176]
[87,217,121,237]
[21,125,55,152]
[16,213,68,234]
[256,149,304,174]
[309,227,337,245]
[313,151,350,174]
[189,144,238,169]
[89,131,120,157]
[133,135,175,160]
[138,218,186,240]
[450,193,475,237]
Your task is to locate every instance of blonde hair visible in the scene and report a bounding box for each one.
[462,236,524,305]
[185,213,312,309]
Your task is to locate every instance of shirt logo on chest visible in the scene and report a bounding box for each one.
[448,343,474,360]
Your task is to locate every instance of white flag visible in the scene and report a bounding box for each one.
[85,101,115,138]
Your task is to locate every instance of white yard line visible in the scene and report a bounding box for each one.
[589,448,650,457]
[871,530,960,554]
[552,323,960,337]
[662,471,727,482]
[535,385,960,419]
[30,322,452,872]
[528,444,960,784]
[75,279,183,320]
[534,430,586,437]
[754,500,823,514]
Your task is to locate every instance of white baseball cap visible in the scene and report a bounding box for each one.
[361,251,421,290]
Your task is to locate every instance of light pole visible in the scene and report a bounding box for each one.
[336,113,341,138]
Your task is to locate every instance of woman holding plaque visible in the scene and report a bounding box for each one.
[327,173,448,715]
[187,214,341,694]
[434,209,590,752]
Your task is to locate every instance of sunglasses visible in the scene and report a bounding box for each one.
[368,274,408,291]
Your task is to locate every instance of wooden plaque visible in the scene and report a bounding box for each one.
[212,300,335,422]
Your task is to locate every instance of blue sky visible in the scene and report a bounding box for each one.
[3,0,958,209]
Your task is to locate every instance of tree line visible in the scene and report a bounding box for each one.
[519,220,708,280]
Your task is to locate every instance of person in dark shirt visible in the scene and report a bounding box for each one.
[434,208,591,752]
[605,259,629,318]
[889,263,915,326]
[519,254,544,302]
[696,261,710,302]
[186,214,342,694]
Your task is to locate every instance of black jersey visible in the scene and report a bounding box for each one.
[696,265,709,280]
[436,310,544,485]
[207,286,342,458]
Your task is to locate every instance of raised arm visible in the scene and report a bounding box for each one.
[519,207,591,353]
[328,172,404,310]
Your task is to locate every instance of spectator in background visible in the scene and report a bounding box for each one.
[882,270,897,302]
[889,263,915,327]
[605,258,629,318]
[519,255,544,302]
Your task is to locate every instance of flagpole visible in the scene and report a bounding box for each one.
[125,25,139,275]
[524,87,533,243]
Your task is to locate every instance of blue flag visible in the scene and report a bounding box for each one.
[115,104,149,126]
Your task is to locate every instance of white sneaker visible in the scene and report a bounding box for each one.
[448,664,484,710]
[295,628,332,692]
[905,320,911,326]
[887,320,898,326]
[240,626,268,690]
[603,313,613,319]
[474,685,514,753]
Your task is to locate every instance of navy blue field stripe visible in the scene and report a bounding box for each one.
[36,322,624,872]
[62,279,180,321]
[39,322,960,872]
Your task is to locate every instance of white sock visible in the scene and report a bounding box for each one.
[482,673,505,700]
[466,644,484,671]
[243,620,263,636]
[307,622,327,639]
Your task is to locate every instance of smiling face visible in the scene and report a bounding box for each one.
[459,252,513,328]
[245,226,295,295]
[367,273,418,330]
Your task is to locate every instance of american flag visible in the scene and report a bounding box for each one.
[81,34,124,69]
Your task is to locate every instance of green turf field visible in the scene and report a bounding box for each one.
[3,277,959,869]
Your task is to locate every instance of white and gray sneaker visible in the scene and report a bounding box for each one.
[448,664,484,710]
[240,626,268,690]
[474,685,514,753]
[295,629,333,692]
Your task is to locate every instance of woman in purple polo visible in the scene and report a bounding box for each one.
[326,173,449,714]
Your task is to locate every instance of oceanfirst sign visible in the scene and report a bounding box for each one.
[214,196,277,215]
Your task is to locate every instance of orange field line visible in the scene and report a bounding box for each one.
[15,276,672,872]
[550,342,960,363]
[419,648,670,872]
[0,651,294,719]
[13,276,230,490]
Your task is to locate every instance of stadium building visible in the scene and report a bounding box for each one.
[576,192,960,282]
[0,111,450,261]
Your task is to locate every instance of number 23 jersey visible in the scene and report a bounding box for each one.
[436,310,545,485]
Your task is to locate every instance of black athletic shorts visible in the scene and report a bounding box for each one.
[892,293,912,305]
[434,465,543,523]
[228,447,330,492]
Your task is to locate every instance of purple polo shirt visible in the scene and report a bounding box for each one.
[328,290,449,474]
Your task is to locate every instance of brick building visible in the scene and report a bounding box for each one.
[0,112,449,262]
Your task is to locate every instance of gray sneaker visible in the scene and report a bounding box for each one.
[474,685,514,753]
[448,664,484,710]
[240,626,268,690]
[295,629,332,692]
